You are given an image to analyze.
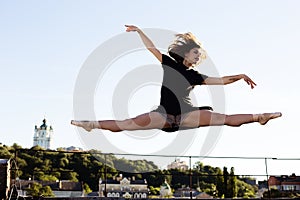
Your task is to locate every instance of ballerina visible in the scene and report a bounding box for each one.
[71,25,282,132]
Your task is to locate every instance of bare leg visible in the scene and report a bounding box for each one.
[71,112,171,132]
[181,110,282,128]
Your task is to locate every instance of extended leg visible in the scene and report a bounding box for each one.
[180,110,282,128]
[71,112,171,132]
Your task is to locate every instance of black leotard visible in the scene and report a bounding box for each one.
[155,54,209,115]
[152,54,212,132]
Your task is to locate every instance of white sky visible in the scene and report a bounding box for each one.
[1,0,300,179]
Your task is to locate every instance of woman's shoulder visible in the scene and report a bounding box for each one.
[162,54,177,65]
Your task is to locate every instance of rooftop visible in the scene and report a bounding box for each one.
[0,159,9,164]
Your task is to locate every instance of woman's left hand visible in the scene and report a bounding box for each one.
[242,74,256,89]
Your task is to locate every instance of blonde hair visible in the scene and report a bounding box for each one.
[168,32,207,65]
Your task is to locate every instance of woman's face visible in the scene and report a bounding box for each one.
[184,47,201,66]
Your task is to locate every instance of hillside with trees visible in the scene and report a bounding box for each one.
[0,143,257,197]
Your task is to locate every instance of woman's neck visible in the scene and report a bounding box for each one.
[183,60,192,68]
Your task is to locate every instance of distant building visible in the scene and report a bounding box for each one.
[173,187,213,199]
[11,179,83,197]
[52,180,84,197]
[0,159,11,200]
[167,159,188,170]
[269,174,300,191]
[240,177,257,185]
[99,175,148,198]
[33,119,53,149]
[258,180,268,189]
[59,146,83,152]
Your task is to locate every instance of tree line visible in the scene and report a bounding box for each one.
[0,143,257,198]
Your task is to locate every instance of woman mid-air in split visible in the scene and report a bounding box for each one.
[71,25,282,132]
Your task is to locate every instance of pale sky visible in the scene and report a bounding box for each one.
[1,0,300,179]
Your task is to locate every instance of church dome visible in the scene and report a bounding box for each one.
[40,119,48,129]
[33,118,53,149]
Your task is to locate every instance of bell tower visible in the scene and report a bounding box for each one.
[33,119,53,149]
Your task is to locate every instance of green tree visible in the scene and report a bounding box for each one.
[26,182,54,197]
[39,175,58,181]
[144,170,171,188]
[223,167,229,197]
[236,179,256,198]
[200,182,217,196]
[228,167,237,198]
[169,168,188,189]
[61,171,79,182]
[149,186,160,195]
[83,183,92,194]
[0,144,12,158]
[216,168,224,197]
[11,143,22,151]
[114,158,136,173]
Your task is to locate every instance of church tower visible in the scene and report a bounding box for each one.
[33,119,53,149]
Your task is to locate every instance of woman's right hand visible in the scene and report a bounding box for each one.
[125,25,140,32]
[124,24,162,62]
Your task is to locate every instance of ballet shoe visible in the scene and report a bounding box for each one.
[71,120,99,132]
[257,112,282,125]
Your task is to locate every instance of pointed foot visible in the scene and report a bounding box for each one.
[258,112,282,125]
[71,120,98,132]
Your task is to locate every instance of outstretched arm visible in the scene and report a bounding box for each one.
[204,74,257,89]
[125,25,162,62]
